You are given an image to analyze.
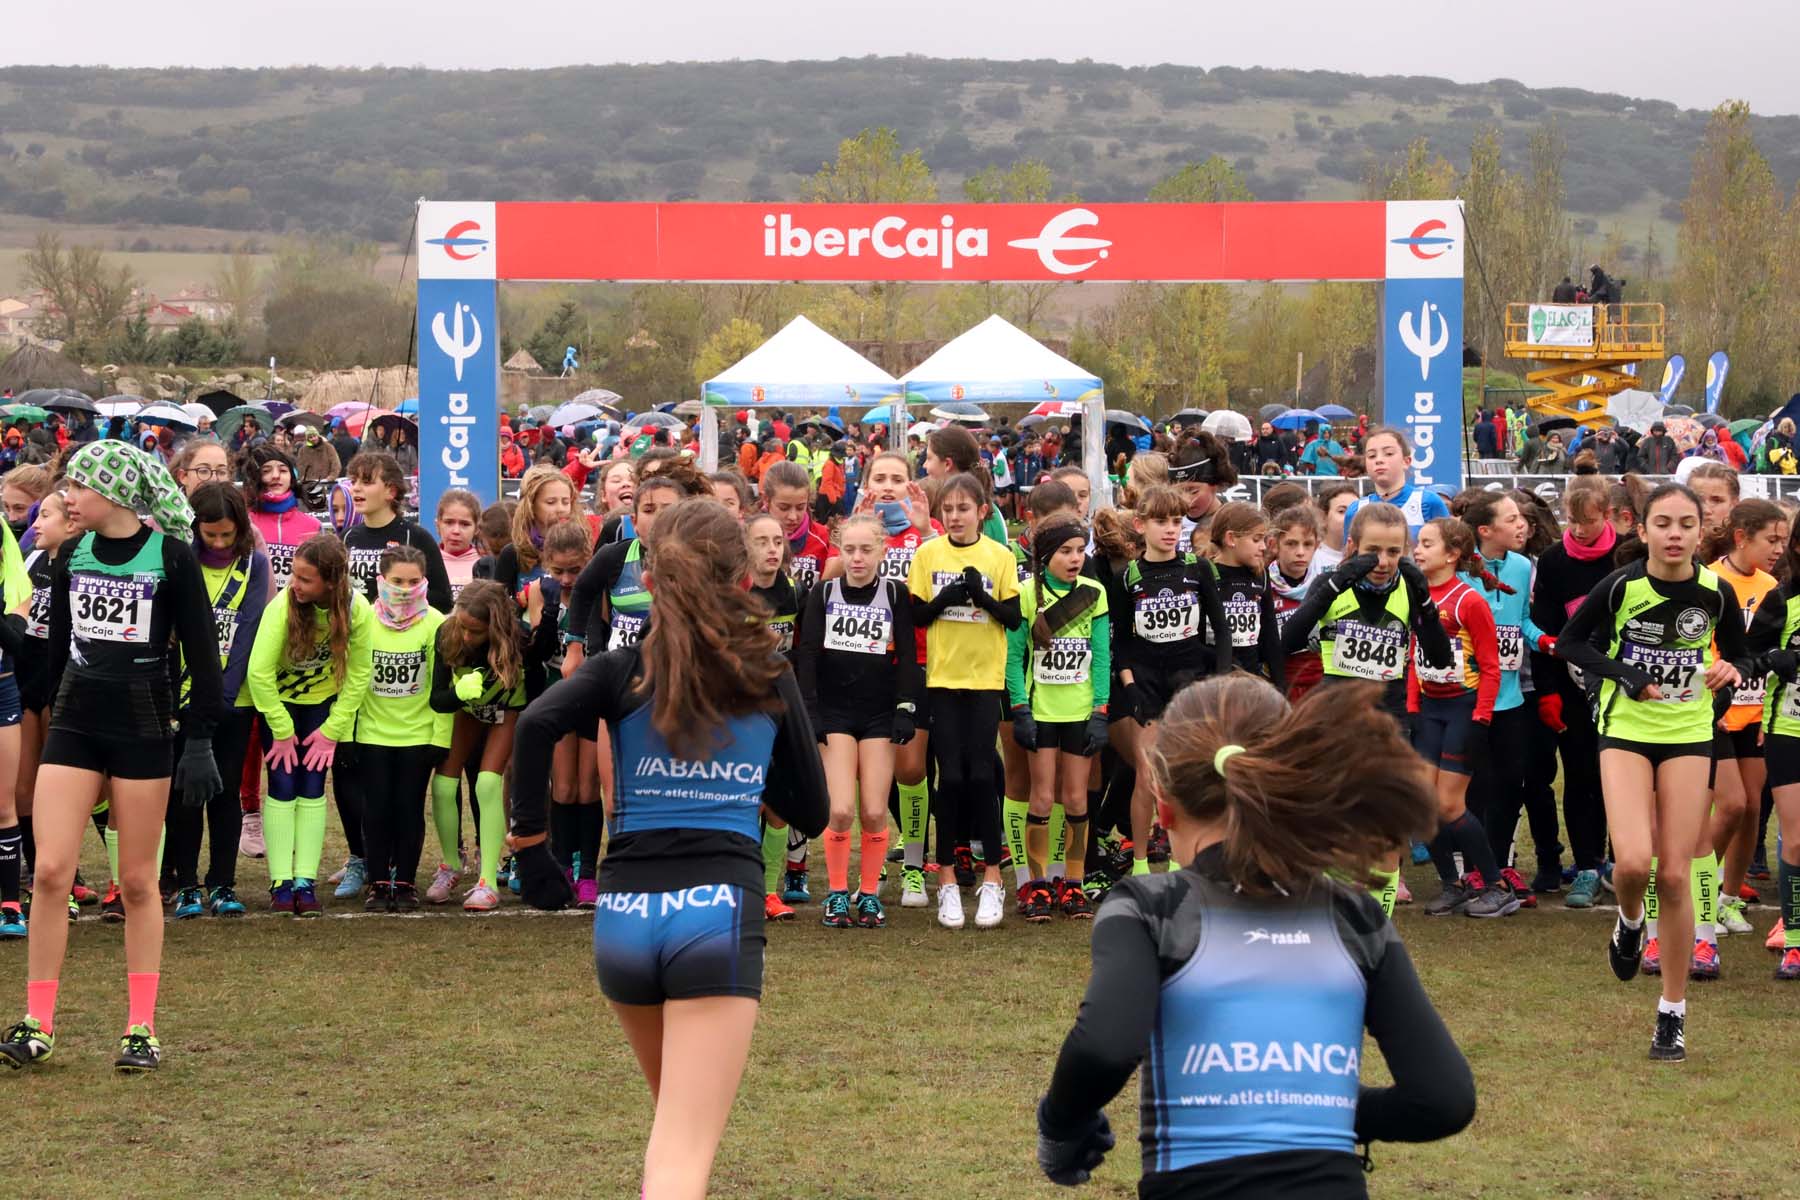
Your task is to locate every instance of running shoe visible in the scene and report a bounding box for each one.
[1058,881,1095,920]
[575,879,599,910]
[1082,876,1110,904]
[1423,882,1473,917]
[899,866,927,908]
[952,846,975,889]
[1718,899,1753,936]
[1738,883,1761,905]
[885,843,905,863]
[854,893,886,928]
[1499,866,1536,909]
[0,904,24,939]
[462,883,499,913]
[1689,939,1720,981]
[781,867,811,905]
[364,881,392,913]
[1395,874,1413,905]
[293,880,322,918]
[0,1017,53,1068]
[1105,839,1136,883]
[1410,840,1432,866]
[1649,1010,1685,1063]
[1600,862,1616,892]
[65,893,79,920]
[172,887,205,920]
[425,865,459,905]
[1769,919,1787,951]
[239,811,265,859]
[1565,869,1602,909]
[764,892,795,922]
[974,881,1005,929]
[270,882,294,914]
[327,862,346,885]
[1466,885,1522,919]
[333,857,367,899]
[391,883,420,913]
[100,883,125,922]
[207,886,246,917]
[1609,918,1646,981]
[1642,937,1662,976]
[1019,881,1054,924]
[71,875,98,905]
[1777,948,1800,980]
[821,890,854,928]
[936,884,965,930]
[1147,826,1171,864]
[114,1024,161,1073]
[1530,863,1563,896]
[496,856,515,889]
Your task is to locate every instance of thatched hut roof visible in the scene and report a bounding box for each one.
[297,366,418,413]
[0,344,101,395]
[503,348,543,374]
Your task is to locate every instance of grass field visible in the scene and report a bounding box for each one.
[13,821,1799,1200]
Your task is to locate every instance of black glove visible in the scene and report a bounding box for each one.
[1397,558,1431,604]
[891,706,916,745]
[1037,1100,1115,1187]
[1767,649,1800,683]
[1083,709,1109,756]
[933,579,971,610]
[1120,679,1146,724]
[514,842,574,911]
[962,565,997,612]
[1327,552,1379,594]
[1010,704,1038,752]
[173,737,221,810]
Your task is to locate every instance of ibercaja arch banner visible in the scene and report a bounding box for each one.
[416,199,1462,531]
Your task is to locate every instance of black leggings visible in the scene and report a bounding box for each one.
[332,752,366,860]
[358,744,439,886]
[1475,704,1563,870]
[928,688,1004,869]
[1556,687,1607,870]
[166,707,257,891]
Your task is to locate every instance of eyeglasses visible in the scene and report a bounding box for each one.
[184,465,231,480]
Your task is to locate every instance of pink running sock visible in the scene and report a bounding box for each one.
[823,829,852,893]
[127,972,159,1034]
[859,830,890,896]
[26,979,57,1034]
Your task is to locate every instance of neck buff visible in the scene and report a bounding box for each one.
[260,489,298,513]
[197,544,239,568]
[376,578,430,630]
[874,500,912,536]
[1563,523,1617,562]
[787,511,815,549]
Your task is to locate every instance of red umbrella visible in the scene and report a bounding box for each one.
[343,408,394,436]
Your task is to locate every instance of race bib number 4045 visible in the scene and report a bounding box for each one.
[71,575,152,644]
[824,601,892,656]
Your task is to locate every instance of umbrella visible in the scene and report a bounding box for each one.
[279,410,326,431]
[904,419,940,438]
[569,389,626,421]
[1105,409,1151,433]
[1729,418,1764,437]
[44,392,97,414]
[673,399,704,417]
[344,409,395,437]
[526,404,555,423]
[14,389,61,408]
[135,403,198,430]
[1665,403,1695,417]
[1167,408,1208,428]
[1533,416,1579,434]
[218,405,274,445]
[625,411,685,430]
[931,402,989,424]
[0,404,48,423]
[795,417,847,440]
[326,401,373,419]
[549,401,605,427]
[1202,410,1253,442]
[1030,400,1086,419]
[181,402,217,427]
[1271,408,1326,431]
[95,396,147,419]
[1606,388,1664,435]
[858,403,907,425]
[1257,403,1291,422]
[653,402,679,414]
[371,412,416,439]
[257,400,294,418]
[1316,404,1356,421]
[1665,417,1702,453]
[1695,412,1729,429]
[187,388,240,418]
[396,397,419,416]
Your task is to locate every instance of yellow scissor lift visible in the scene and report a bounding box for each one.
[1502,303,1667,428]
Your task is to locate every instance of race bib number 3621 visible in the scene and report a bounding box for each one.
[71,575,152,645]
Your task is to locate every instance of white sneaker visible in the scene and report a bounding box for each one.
[974,881,1005,929]
[900,867,927,907]
[1718,900,1752,936]
[936,884,964,929]
[425,864,459,905]
[239,811,265,859]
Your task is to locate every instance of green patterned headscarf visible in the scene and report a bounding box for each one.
[64,441,195,542]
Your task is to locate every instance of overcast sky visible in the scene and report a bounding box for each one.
[6,1,1793,116]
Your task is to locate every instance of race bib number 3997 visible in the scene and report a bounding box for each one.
[1134,594,1199,643]
[71,575,152,644]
